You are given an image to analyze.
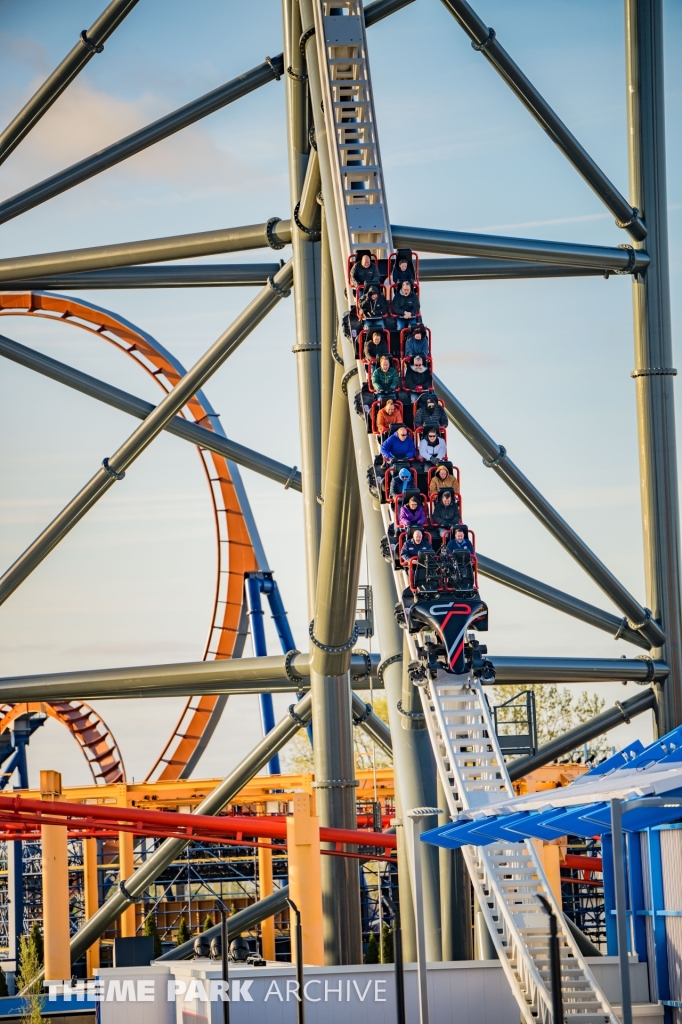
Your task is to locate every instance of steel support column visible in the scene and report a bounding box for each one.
[320,207,336,486]
[283,0,322,615]
[309,362,364,964]
[625,0,682,733]
[0,262,292,606]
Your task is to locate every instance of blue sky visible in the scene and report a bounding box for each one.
[0,0,680,786]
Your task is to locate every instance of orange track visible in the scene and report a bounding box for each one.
[0,291,258,782]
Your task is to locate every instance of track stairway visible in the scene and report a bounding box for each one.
[312,4,617,1021]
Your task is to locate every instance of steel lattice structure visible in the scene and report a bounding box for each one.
[0,0,677,1003]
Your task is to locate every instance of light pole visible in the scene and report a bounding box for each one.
[407,807,442,1024]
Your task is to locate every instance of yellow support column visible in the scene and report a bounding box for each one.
[532,839,563,902]
[286,792,324,966]
[119,831,136,937]
[258,838,276,961]
[83,838,100,976]
[40,771,71,983]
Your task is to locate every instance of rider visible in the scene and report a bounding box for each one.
[380,424,416,463]
[401,527,433,562]
[376,397,402,433]
[446,526,474,555]
[350,251,381,288]
[389,466,413,498]
[392,280,421,331]
[398,493,426,530]
[371,354,400,395]
[419,426,447,464]
[415,393,447,429]
[431,488,460,537]
[429,463,459,494]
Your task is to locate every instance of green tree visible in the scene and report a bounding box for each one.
[16,930,47,1024]
[381,923,394,964]
[143,914,163,959]
[28,923,43,970]
[364,931,379,964]
[282,696,393,772]
[0,964,9,998]
[202,914,213,932]
[176,917,191,946]
[492,684,608,757]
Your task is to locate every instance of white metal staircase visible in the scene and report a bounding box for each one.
[312,4,619,1021]
[420,670,618,1024]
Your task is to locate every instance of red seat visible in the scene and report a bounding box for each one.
[388,249,420,286]
[368,357,401,394]
[398,529,432,564]
[415,425,447,456]
[358,327,391,361]
[371,398,404,435]
[384,462,417,501]
[400,325,432,360]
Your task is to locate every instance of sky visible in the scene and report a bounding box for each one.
[0,0,680,788]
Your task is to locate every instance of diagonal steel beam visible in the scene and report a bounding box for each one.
[392,225,649,273]
[476,553,650,650]
[435,373,665,649]
[0,221,292,284]
[0,332,302,492]
[0,262,293,607]
[438,0,646,242]
[507,688,657,780]
[0,0,140,167]
[66,692,312,963]
[0,0,413,228]
[0,263,281,290]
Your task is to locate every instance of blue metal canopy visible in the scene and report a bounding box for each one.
[422,726,682,851]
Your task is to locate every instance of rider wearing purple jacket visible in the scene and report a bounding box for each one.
[399,494,427,529]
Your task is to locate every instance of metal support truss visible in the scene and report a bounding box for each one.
[507,688,657,780]
[438,0,646,241]
[434,373,665,649]
[0,332,302,492]
[0,262,293,606]
[625,0,682,733]
[0,0,140,166]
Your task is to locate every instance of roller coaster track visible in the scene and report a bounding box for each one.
[314,3,616,1020]
[0,700,125,785]
[0,290,258,782]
